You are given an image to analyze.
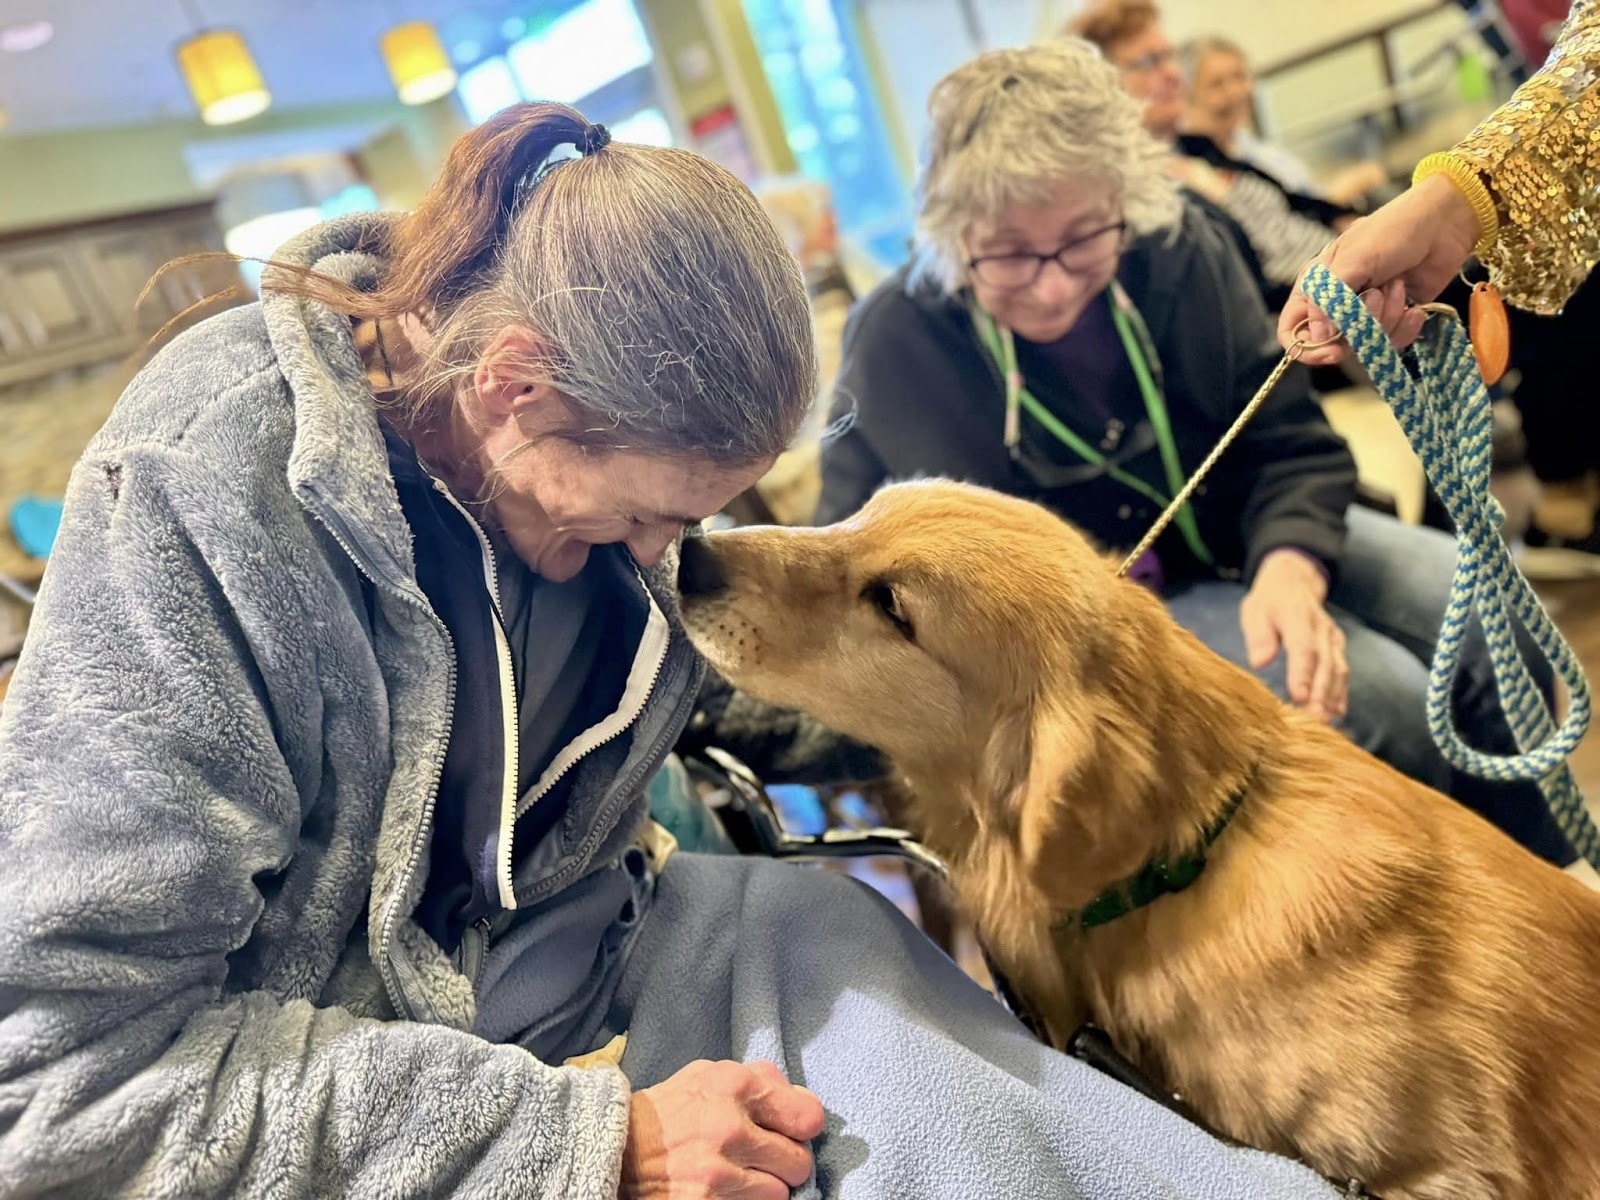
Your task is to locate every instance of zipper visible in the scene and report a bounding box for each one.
[515,599,696,910]
[426,479,524,912]
[426,479,674,914]
[513,578,669,826]
[499,565,673,909]
[517,666,689,908]
[427,478,509,620]
[300,490,456,1024]
[460,915,493,991]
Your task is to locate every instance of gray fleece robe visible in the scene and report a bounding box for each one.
[0,216,709,1198]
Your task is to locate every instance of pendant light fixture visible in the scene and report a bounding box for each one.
[379,15,457,106]
[175,0,270,125]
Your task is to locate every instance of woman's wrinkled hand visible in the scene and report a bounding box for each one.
[620,1059,826,1199]
[1239,549,1349,723]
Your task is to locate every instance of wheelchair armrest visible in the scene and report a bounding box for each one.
[680,746,950,879]
[769,826,950,878]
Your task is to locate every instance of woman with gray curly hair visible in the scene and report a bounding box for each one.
[818,41,1577,869]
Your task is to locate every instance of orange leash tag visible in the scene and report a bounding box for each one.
[1468,280,1510,386]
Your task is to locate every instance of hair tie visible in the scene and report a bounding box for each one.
[579,122,612,155]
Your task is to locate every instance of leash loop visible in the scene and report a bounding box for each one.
[1288,318,1346,353]
[1122,269,1597,868]
[1298,265,1597,866]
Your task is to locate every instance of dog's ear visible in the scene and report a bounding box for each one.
[979,694,1093,867]
[1015,698,1096,870]
[978,701,1034,839]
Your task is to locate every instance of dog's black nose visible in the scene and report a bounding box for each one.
[678,536,728,599]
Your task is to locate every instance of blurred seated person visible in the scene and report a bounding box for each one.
[1177,35,1389,212]
[1069,0,1346,308]
[750,177,861,525]
[1078,0,1598,492]
[753,177,857,420]
[816,38,1576,869]
[1055,1,1268,300]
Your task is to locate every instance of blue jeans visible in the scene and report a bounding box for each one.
[1164,506,1574,865]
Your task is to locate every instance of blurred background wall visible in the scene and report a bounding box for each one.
[0,0,1522,588]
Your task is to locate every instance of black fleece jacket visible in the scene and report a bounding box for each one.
[815,202,1358,586]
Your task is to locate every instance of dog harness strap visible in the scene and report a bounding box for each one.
[1060,778,1249,933]
[970,296,1216,567]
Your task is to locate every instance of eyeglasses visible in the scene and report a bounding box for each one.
[1118,46,1176,75]
[966,222,1128,291]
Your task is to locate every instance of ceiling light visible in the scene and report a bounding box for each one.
[380,21,458,106]
[177,29,272,125]
[0,19,53,53]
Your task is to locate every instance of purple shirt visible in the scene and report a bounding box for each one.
[1013,294,1328,595]
[1017,295,1169,593]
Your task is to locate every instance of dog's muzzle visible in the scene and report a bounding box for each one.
[677,535,728,600]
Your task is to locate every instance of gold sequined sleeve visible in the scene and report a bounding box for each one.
[1454,0,1600,314]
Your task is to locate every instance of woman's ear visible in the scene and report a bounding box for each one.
[475,325,552,419]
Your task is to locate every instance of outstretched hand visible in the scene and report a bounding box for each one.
[1239,550,1349,723]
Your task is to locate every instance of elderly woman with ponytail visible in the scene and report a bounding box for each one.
[0,103,1348,1199]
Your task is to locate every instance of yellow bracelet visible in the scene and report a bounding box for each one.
[1412,151,1500,260]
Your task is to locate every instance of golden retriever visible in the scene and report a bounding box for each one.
[675,479,1600,1200]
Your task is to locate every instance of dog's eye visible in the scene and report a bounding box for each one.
[864,582,914,640]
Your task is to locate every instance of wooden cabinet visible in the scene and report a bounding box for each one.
[0,204,244,388]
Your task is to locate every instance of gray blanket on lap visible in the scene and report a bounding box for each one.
[608,853,1341,1200]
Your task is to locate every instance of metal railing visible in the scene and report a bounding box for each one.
[1252,0,1523,145]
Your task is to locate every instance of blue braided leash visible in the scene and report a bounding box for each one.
[1301,265,1600,868]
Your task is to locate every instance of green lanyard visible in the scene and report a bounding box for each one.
[972,281,1214,567]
